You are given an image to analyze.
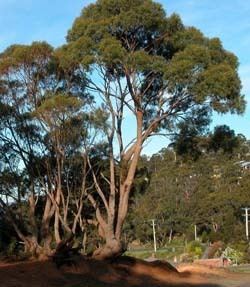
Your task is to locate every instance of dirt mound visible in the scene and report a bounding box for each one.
[61,256,181,286]
[0,256,249,287]
[112,256,178,274]
[0,257,192,287]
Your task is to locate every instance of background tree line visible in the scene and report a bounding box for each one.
[126,125,250,247]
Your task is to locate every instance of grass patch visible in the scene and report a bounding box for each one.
[228,264,250,273]
[125,246,184,261]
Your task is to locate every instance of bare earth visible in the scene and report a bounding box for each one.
[0,257,249,287]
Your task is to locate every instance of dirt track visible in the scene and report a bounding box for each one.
[178,264,250,287]
[0,257,249,287]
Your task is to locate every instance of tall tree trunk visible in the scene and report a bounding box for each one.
[93,110,143,259]
[28,185,38,239]
[40,196,54,255]
[115,110,143,241]
[54,195,61,244]
[54,154,63,244]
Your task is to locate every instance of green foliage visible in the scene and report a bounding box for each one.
[66,0,244,127]
[228,240,250,264]
[210,125,240,153]
[0,42,53,72]
[186,241,204,259]
[0,38,105,254]
[5,238,18,257]
[223,246,245,264]
[170,106,211,160]
[171,123,242,161]
[127,135,250,246]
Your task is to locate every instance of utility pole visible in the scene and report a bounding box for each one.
[194,224,198,241]
[242,208,250,241]
[151,219,157,253]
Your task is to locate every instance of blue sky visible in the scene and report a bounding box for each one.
[0,0,249,154]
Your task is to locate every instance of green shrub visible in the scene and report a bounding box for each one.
[187,241,203,259]
[223,246,244,264]
[6,238,18,256]
[228,241,250,264]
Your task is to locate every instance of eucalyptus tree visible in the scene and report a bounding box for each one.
[34,93,107,246]
[0,42,96,256]
[169,106,211,160]
[62,0,245,258]
[209,125,241,154]
[0,42,56,255]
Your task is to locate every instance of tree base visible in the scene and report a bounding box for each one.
[92,239,125,260]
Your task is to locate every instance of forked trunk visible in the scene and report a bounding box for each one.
[91,111,143,259]
[23,235,53,259]
[23,236,41,256]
